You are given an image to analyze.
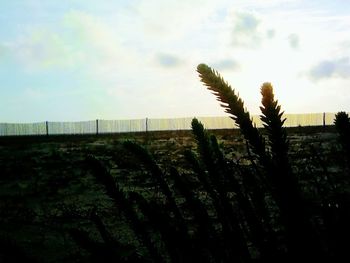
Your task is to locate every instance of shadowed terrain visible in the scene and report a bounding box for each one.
[0,64,349,262]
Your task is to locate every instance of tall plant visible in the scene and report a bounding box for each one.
[197,63,325,260]
[197,64,268,167]
[77,63,342,262]
[334,111,350,166]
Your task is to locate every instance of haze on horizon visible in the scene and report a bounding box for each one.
[0,0,350,123]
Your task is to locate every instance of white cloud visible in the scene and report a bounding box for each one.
[266,29,276,39]
[63,10,121,56]
[308,57,350,81]
[155,53,184,68]
[1,0,350,122]
[230,11,262,48]
[4,10,145,83]
[212,59,240,71]
[6,29,80,70]
[288,34,299,49]
[131,0,219,40]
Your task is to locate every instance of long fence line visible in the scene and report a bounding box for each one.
[0,113,339,136]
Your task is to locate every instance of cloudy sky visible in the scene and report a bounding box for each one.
[1,0,350,122]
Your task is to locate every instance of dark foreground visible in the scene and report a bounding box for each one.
[0,126,349,262]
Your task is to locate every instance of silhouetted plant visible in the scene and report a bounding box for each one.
[260,82,289,171]
[334,111,350,166]
[189,119,252,262]
[86,155,164,263]
[94,64,342,262]
[197,64,269,167]
[3,64,349,262]
[168,167,222,262]
[122,141,199,262]
[197,64,327,261]
[330,112,350,258]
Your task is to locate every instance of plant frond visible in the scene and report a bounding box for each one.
[197,64,268,166]
[259,82,289,169]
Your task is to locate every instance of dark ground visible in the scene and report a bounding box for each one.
[0,125,347,262]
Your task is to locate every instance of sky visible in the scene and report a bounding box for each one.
[0,0,350,122]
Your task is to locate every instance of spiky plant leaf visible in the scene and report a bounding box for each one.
[123,141,183,220]
[197,63,268,166]
[259,82,289,170]
[86,155,164,263]
[123,141,193,255]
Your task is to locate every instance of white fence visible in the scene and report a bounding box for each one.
[0,113,339,136]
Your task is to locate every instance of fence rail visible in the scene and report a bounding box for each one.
[0,113,340,136]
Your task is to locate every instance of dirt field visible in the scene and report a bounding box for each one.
[0,125,347,262]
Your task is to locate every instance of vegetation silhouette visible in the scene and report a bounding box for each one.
[79,64,350,262]
[0,64,349,262]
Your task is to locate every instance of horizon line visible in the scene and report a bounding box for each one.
[0,112,346,124]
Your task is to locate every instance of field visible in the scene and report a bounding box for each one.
[0,125,349,262]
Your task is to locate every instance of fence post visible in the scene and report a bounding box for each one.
[323,112,326,128]
[96,119,99,135]
[46,121,49,136]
